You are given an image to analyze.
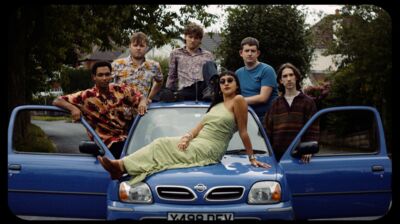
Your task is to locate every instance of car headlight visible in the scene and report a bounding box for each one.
[119,181,153,204]
[248,181,281,204]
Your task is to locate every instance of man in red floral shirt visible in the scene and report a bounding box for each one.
[53,61,147,158]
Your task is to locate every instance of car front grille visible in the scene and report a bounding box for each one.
[156,185,245,202]
[156,186,197,201]
[205,186,245,201]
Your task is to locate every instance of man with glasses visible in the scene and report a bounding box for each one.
[53,61,147,159]
[236,37,278,122]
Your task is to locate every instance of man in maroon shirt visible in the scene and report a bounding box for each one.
[264,63,319,163]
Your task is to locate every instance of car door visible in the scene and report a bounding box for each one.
[279,106,392,220]
[8,105,113,219]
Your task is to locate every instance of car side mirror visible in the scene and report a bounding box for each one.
[292,141,319,158]
[79,141,105,156]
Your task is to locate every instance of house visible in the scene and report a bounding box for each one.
[78,45,124,69]
[200,32,222,56]
[145,38,184,59]
[305,10,343,87]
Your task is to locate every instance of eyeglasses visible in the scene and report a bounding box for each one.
[219,77,234,85]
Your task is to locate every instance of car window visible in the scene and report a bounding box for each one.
[303,110,378,156]
[227,113,268,153]
[126,107,268,155]
[12,110,90,154]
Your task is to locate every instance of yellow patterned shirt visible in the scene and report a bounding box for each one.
[112,56,163,97]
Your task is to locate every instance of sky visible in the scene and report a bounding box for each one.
[300,5,343,25]
[170,5,343,32]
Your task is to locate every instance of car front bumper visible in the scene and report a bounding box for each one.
[107,200,294,220]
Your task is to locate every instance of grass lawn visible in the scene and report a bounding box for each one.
[14,123,56,153]
[32,115,72,122]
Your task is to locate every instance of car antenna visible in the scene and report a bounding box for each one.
[195,78,198,104]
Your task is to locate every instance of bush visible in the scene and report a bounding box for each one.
[14,123,56,153]
[303,82,331,110]
[60,66,92,94]
[148,56,170,88]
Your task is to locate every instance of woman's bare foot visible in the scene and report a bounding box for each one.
[97,156,124,180]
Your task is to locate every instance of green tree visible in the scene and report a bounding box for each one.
[148,56,170,87]
[60,66,92,94]
[217,5,313,78]
[8,5,217,116]
[8,5,217,142]
[326,5,392,152]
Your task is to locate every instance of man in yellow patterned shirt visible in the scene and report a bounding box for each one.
[112,32,163,108]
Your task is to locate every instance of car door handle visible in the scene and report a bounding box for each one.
[371,165,384,172]
[8,164,21,171]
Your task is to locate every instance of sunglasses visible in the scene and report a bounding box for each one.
[219,77,234,84]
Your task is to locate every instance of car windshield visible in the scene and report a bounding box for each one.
[126,107,269,156]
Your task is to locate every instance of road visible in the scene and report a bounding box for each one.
[32,119,89,153]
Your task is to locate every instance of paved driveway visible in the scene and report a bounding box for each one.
[32,120,89,153]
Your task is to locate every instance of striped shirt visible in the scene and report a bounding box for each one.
[264,92,319,160]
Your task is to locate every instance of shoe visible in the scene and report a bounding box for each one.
[159,88,176,102]
[97,156,124,180]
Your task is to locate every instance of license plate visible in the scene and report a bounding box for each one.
[167,213,234,221]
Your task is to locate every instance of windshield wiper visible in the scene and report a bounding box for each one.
[225,149,267,155]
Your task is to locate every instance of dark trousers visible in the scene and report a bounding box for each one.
[109,141,125,159]
[177,81,205,101]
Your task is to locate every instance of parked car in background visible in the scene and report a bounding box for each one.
[8,102,392,220]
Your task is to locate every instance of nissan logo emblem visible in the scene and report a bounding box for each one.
[194,184,207,192]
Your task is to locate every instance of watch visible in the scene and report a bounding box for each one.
[248,154,256,161]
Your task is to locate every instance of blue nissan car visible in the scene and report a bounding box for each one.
[8,102,392,220]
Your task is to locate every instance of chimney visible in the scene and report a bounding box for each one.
[335,9,340,15]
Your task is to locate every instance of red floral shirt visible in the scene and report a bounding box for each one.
[60,83,142,148]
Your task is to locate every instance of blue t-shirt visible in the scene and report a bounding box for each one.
[235,62,278,120]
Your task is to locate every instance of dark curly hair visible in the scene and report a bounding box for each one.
[91,61,112,75]
[184,22,204,39]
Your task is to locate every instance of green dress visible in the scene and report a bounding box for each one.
[122,102,237,185]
